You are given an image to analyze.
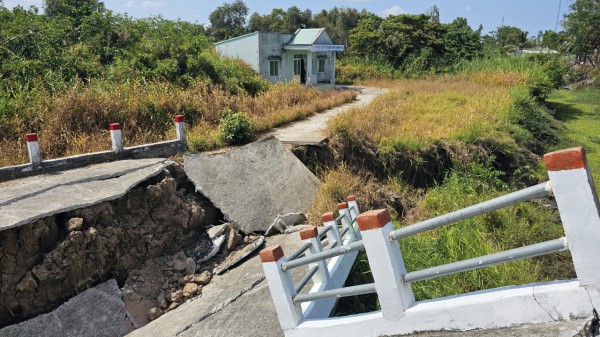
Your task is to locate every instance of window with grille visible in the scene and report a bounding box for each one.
[318,59,326,73]
[269,60,279,77]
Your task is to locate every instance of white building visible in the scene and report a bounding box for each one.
[214,28,344,86]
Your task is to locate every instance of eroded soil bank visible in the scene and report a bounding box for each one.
[0,162,218,328]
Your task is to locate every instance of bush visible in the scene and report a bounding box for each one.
[218,108,254,145]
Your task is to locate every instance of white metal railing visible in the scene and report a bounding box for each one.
[261,147,600,337]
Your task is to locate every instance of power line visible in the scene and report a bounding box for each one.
[555,0,562,32]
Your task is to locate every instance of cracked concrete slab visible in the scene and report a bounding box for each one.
[0,158,166,231]
[0,280,126,337]
[127,232,305,337]
[184,137,319,234]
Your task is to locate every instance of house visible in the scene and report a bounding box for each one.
[214,28,344,86]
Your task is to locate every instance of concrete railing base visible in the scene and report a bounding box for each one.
[0,140,185,183]
[286,280,599,337]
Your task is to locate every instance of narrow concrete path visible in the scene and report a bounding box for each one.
[267,86,387,146]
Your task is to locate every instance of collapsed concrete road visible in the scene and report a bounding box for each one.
[128,232,306,337]
[0,280,127,337]
[0,158,166,230]
[185,137,320,234]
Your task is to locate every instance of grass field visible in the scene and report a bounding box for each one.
[316,73,576,314]
[547,88,600,196]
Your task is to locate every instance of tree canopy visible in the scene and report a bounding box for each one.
[208,0,248,40]
[563,0,600,65]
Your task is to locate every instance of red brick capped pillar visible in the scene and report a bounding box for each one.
[337,202,357,241]
[174,115,187,146]
[544,147,600,288]
[25,133,42,167]
[346,195,361,239]
[357,209,414,319]
[259,245,302,329]
[299,226,330,284]
[109,123,123,153]
[322,212,342,248]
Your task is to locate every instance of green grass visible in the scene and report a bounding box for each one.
[546,88,600,196]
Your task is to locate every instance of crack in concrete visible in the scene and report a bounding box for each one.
[0,162,162,208]
[532,286,558,322]
[175,276,266,336]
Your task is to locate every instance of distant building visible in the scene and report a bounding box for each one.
[515,48,559,55]
[214,28,344,86]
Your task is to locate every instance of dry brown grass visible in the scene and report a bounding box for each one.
[328,76,516,148]
[308,164,415,225]
[0,81,356,166]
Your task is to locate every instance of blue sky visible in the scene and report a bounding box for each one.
[4,0,568,35]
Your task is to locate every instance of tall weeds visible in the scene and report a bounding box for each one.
[0,81,356,166]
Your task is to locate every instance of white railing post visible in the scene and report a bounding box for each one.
[174,115,187,146]
[260,245,302,330]
[25,133,42,167]
[109,123,124,153]
[545,147,600,286]
[322,212,342,248]
[300,226,330,284]
[347,195,362,240]
[338,202,357,241]
[358,209,414,320]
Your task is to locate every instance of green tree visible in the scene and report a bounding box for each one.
[541,30,567,51]
[427,5,440,23]
[248,6,314,34]
[314,7,363,45]
[493,25,528,50]
[348,13,383,58]
[44,0,105,26]
[444,17,482,60]
[563,0,600,65]
[380,14,446,67]
[209,0,248,40]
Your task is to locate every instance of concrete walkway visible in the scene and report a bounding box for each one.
[0,158,166,231]
[267,86,387,146]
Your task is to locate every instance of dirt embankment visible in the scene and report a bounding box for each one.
[293,135,539,189]
[0,163,217,328]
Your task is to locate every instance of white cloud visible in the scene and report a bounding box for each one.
[383,5,405,17]
[141,1,164,8]
[125,1,135,7]
[466,6,472,11]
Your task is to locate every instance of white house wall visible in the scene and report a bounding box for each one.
[259,33,294,83]
[215,33,260,72]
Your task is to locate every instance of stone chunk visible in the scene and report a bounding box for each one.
[182,283,199,298]
[185,258,196,276]
[148,307,163,321]
[67,218,83,233]
[184,137,319,234]
[183,271,213,286]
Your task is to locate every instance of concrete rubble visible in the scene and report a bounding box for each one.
[0,280,126,337]
[184,137,319,234]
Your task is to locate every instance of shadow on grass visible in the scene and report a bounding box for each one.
[546,100,587,122]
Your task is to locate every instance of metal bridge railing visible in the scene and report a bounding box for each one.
[260,147,600,336]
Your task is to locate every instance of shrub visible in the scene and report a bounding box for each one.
[218,108,254,145]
